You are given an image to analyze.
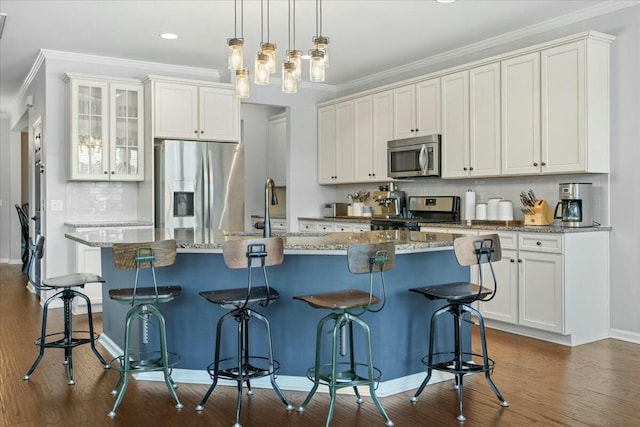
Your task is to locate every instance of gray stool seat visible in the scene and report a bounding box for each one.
[107,240,183,418]
[409,234,509,422]
[22,235,109,385]
[196,238,293,427]
[294,242,396,427]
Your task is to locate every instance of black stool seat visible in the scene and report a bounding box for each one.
[196,238,293,426]
[200,286,279,308]
[409,234,508,422]
[410,282,492,303]
[22,235,109,385]
[109,285,182,302]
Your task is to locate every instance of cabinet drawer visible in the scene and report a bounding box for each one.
[334,223,353,232]
[317,223,336,232]
[496,231,518,250]
[519,233,563,253]
[299,222,318,231]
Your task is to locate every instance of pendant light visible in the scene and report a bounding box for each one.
[260,0,276,74]
[312,0,330,67]
[309,0,328,81]
[227,0,244,70]
[235,68,250,98]
[309,48,325,82]
[254,0,271,85]
[286,0,303,82]
[282,0,298,93]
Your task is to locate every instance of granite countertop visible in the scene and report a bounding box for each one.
[299,216,373,223]
[65,228,458,254]
[418,221,612,233]
[65,220,154,228]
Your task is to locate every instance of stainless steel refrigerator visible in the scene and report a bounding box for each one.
[154,140,244,231]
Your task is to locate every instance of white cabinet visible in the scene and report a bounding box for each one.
[541,39,610,173]
[268,113,287,184]
[393,78,441,139]
[372,90,393,180]
[441,63,501,178]
[66,74,144,181]
[151,79,239,142]
[479,230,609,345]
[501,52,541,176]
[72,243,103,315]
[353,91,392,182]
[299,220,370,232]
[317,101,355,184]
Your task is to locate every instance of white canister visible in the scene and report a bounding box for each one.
[475,203,488,220]
[487,198,502,220]
[352,202,364,216]
[498,200,514,221]
[347,205,354,217]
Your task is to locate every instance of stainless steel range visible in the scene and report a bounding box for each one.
[370,196,460,231]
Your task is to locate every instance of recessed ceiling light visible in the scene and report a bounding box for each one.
[160,33,179,40]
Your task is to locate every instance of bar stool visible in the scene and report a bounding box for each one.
[22,235,110,385]
[294,242,395,427]
[409,234,509,422]
[108,239,183,418]
[196,237,293,427]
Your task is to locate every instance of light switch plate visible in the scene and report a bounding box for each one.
[51,200,64,211]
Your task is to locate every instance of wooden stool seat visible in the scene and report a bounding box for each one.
[410,282,492,303]
[109,285,182,303]
[200,286,279,308]
[42,272,104,288]
[294,289,380,310]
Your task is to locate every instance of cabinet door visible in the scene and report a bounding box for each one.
[268,115,287,183]
[199,86,240,141]
[470,62,501,177]
[354,96,374,181]
[541,40,585,173]
[441,70,470,178]
[154,82,199,139]
[110,83,144,181]
[70,79,110,180]
[317,222,336,232]
[518,250,564,333]
[479,246,518,324]
[334,222,354,232]
[299,221,318,231]
[317,105,337,184]
[416,78,441,135]
[72,243,103,314]
[372,90,393,181]
[393,85,416,139]
[335,101,355,183]
[501,52,541,175]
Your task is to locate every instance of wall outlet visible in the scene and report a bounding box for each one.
[51,200,64,211]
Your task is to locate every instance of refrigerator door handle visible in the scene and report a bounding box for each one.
[208,147,215,230]
[202,145,210,229]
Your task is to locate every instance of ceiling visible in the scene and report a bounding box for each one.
[0,0,633,111]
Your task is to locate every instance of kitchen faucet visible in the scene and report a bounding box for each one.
[264,178,278,238]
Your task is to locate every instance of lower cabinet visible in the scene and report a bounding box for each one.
[299,220,370,233]
[478,230,609,345]
[72,242,103,315]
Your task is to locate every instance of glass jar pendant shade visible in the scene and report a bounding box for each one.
[312,36,329,67]
[254,52,270,85]
[287,50,303,81]
[227,38,244,70]
[261,42,277,74]
[309,49,326,82]
[235,68,250,98]
[282,61,298,93]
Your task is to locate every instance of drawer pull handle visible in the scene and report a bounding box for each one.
[536,241,542,246]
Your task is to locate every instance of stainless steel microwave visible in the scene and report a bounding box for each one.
[387,134,441,178]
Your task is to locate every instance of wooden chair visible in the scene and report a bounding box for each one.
[409,233,509,421]
[22,235,109,385]
[294,241,395,427]
[195,237,293,427]
[107,239,183,418]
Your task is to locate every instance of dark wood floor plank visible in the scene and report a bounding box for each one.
[1,263,639,426]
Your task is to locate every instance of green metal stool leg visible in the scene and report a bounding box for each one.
[108,305,136,418]
[152,304,183,410]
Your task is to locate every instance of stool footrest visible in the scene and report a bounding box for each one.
[206,356,280,381]
[306,362,382,388]
[34,331,99,349]
[111,351,181,372]
[422,351,496,375]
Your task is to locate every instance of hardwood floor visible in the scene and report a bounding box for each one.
[1,262,638,426]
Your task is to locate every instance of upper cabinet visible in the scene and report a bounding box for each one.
[441,70,470,178]
[150,78,239,142]
[318,102,355,184]
[393,78,441,139]
[66,74,144,181]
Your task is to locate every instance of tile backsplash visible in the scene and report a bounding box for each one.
[335,173,609,226]
[66,181,139,221]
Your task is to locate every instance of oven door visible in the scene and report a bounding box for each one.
[388,142,439,178]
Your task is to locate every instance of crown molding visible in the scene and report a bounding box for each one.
[3,50,46,116]
[338,0,639,92]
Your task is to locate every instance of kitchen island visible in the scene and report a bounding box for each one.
[66,229,470,395]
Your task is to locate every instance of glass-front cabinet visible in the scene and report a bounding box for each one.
[66,74,144,181]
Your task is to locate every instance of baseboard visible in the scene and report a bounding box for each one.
[97,334,451,396]
[609,328,640,345]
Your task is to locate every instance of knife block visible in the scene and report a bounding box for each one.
[524,200,554,226]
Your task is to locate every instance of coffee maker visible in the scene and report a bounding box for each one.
[372,183,406,218]
[555,183,593,227]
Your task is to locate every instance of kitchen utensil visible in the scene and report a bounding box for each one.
[528,189,537,203]
[524,199,554,225]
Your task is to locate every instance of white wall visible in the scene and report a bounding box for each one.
[0,115,12,263]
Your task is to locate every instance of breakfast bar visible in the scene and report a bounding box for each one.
[65,229,470,394]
